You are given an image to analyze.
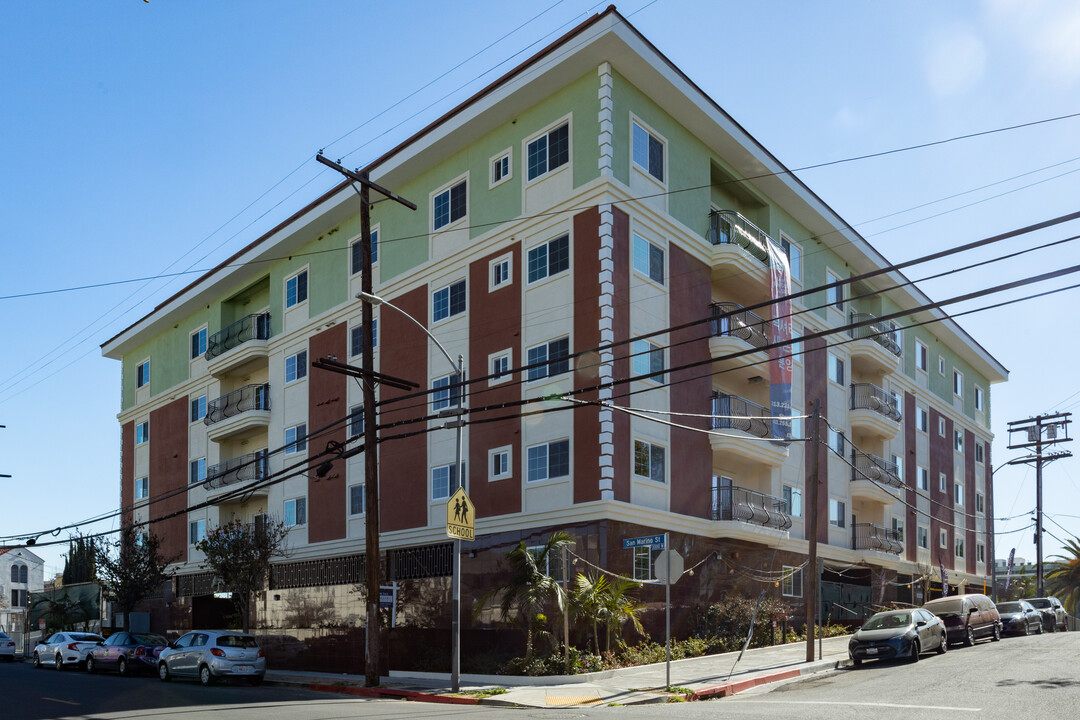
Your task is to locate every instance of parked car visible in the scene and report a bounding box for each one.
[33,632,106,670]
[996,600,1044,636]
[157,630,265,685]
[1027,597,1069,632]
[0,631,15,661]
[86,632,168,676]
[848,609,948,665]
[923,594,1001,646]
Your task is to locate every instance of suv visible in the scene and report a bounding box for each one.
[157,630,265,685]
[923,593,1002,646]
[1027,597,1069,632]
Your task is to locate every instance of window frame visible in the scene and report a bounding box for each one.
[782,565,803,597]
[285,349,308,383]
[917,525,929,549]
[631,116,665,184]
[630,338,665,384]
[939,472,947,492]
[827,353,845,385]
[778,231,802,284]
[432,279,467,324]
[917,466,929,491]
[828,498,846,528]
[348,404,364,440]
[954,430,964,453]
[825,269,844,311]
[189,458,206,486]
[284,423,308,456]
[490,148,513,188]
[190,327,208,360]
[431,175,468,232]
[526,233,570,285]
[955,537,965,558]
[632,439,667,484]
[940,528,948,549]
[136,359,150,388]
[349,484,365,516]
[489,446,512,481]
[975,442,985,464]
[526,337,570,382]
[430,463,458,501]
[953,370,964,398]
[489,253,513,291]
[783,484,803,517]
[285,269,309,309]
[955,482,965,506]
[828,427,845,456]
[915,339,929,372]
[916,405,929,433]
[976,492,985,514]
[632,545,653,581]
[938,417,946,437]
[525,119,570,183]
[632,232,665,285]
[350,320,378,358]
[134,476,149,501]
[190,394,207,423]
[284,497,307,527]
[135,421,149,445]
[431,372,462,412]
[526,439,571,483]
[350,226,379,275]
[189,519,206,546]
[974,385,984,411]
[489,350,512,386]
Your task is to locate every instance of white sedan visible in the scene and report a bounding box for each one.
[0,631,16,661]
[33,632,105,670]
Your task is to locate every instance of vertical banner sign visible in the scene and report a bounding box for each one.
[765,241,792,443]
[940,561,949,597]
[1004,548,1016,593]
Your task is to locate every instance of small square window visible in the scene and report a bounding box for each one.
[286,350,308,383]
[631,339,665,383]
[490,254,512,290]
[432,280,467,322]
[632,233,665,284]
[135,476,149,500]
[489,351,512,385]
[285,424,307,455]
[433,178,467,231]
[527,234,570,283]
[136,360,150,388]
[633,440,666,483]
[285,497,307,527]
[489,447,511,481]
[527,439,570,482]
[527,122,569,181]
[191,328,207,360]
[286,270,308,308]
[136,421,149,445]
[491,150,512,187]
[189,458,206,486]
[190,395,207,423]
[350,228,379,274]
[632,120,664,182]
[349,484,365,516]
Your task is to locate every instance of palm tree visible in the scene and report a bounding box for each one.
[1046,537,1080,611]
[571,573,645,653]
[476,531,572,660]
[571,573,608,654]
[599,576,645,651]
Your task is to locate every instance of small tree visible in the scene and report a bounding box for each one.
[1046,537,1080,610]
[195,519,290,633]
[96,527,176,631]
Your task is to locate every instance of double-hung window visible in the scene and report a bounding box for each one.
[431,463,459,501]
[433,179,466,230]
[779,234,801,283]
[432,280,466,322]
[285,350,307,383]
[915,340,929,372]
[431,373,462,412]
[632,233,664,284]
[490,448,511,480]
[350,320,377,358]
[190,458,206,486]
[633,546,652,581]
[135,476,149,500]
[191,328,207,359]
[829,499,846,528]
[955,482,965,506]
[783,485,803,517]
[490,255,512,290]
[136,360,150,388]
[348,405,364,439]
[526,122,569,181]
[285,424,307,455]
[633,440,666,483]
[918,526,929,549]
[189,519,206,545]
[136,421,149,445]
[285,498,307,527]
[826,270,844,310]
[526,337,570,381]
[632,120,664,182]
[349,485,365,516]
[828,353,844,384]
[286,270,308,308]
[953,370,964,398]
[490,351,511,384]
[190,395,207,422]
[350,229,378,274]
[828,428,845,455]
[527,439,570,483]
[527,234,569,283]
[955,537,965,558]
[491,151,511,186]
[917,466,929,491]
[631,339,664,382]
[782,566,803,597]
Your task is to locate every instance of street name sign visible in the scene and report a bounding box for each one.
[622,534,665,549]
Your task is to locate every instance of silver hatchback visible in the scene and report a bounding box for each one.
[157,630,265,685]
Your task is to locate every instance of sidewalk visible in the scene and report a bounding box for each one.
[265,634,853,707]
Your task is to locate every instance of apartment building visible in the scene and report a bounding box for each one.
[101,8,1006,636]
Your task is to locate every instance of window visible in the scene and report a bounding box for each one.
[431,463,460,501]
[527,545,565,578]
[633,545,652,581]
[938,356,945,375]
[779,234,801,282]
[433,178,466,230]
[431,373,462,412]
[190,458,206,486]
[526,337,570,381]
[791,330,803,362]
[285,350,308,383]
[977,543,986,563]
[135,476,149,500]
[350,229,379,274]
[783,485,803,517]
[191,328,207,360]
[918,526,929,549]
[975,443,985,463]
[526,122,569,181]
[828,428,845,455]
[938,417,946,437]
[953,370,964,398]
[190,395,207,422]
[918,466,929,491]
[916,406,929,433]
[350,320,378,358]
[633,440,666,483]
[490,351,511,384]
[432,279,467,322]
[491,150,512,187]
[631,339,665,383]
[136,360,150,388]
[136,421,149,445]
[939,472,947,492]
[790,407,803,441]
[955,537,965,558]
[827,353,845,384]
[285,498,307,527]
[189,520,206,545]
[782,565,803,597]
[286,270,308,308]
[490,448,511,481]
[976,492,985,514]
[349,485,365,516]
[632,233,665,284]
[632,120,664,182]
[955,483,964,506]
[285,424,307,455]
[490,254,512,290]
[826,270,844,310]
[527,234,569,283]
[829,499,846,528]
[954,430,964,452]
[892,517,905,543]
[348,405,364,439]
[10,564,26,584]
[527,439,570,482]
[891,454,904,481]
[975,386,984,412]
[915,340,928,372]
[940,529,948,549]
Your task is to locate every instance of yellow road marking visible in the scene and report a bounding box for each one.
[546,695,603,706]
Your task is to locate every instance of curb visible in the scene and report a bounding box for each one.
[265,678,478,705]
[689,659,850,700]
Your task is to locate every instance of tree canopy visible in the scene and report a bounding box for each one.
[96,527,175,631]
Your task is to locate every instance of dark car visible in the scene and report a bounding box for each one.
[995,601,1043,636]
[86,632,168,676]
[848,609,948,666]
[1027,597,1068,632]
[923,593,1002,646]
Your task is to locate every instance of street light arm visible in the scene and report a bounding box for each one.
[357,291,457,375]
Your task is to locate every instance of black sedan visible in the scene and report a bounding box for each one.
[849,609,948,666]
[996,601,1043,636]
[86,632,168,676]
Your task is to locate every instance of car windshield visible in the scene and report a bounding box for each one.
[925,599,964,617]
[1028,599,1050,609]
[996,603,1022,612]
[862,613,911,630]
[71,633,105,642]
[216,635,258,648]
[132,634,167,645]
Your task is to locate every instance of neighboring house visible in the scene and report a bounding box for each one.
[0,547,45,634]
[100,7,1005,634]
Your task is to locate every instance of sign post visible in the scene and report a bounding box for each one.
[654,538,683,690]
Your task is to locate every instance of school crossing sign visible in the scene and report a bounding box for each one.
[446,487,475,541]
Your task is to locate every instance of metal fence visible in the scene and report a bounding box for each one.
[850,382,901,421]
[712,392,771,438]
[710,302,771,348]
[848,312,901,356]
[711,484,792,530]
[708,210,771,265]
[205,312,271,360]
[853,523,903,554]
[850,449,903,488]
[205,383,270,425]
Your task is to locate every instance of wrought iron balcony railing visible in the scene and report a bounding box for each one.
[712,484,792,531]
[850,449,903,489]
[205,312,271,361]
[848,312,901,357]
[206,451,269,490]
[853,523,903,554]
[205,383,270,426]
[710,302,771,349]
[850,382,901,421]
[712,392,771,438]
[708,210,771,265]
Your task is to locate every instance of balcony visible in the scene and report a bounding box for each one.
[850,449,903,504]
[709,302,771,383]
[852,523,903,555]
[710,392,789,467]
[205,452,269,496]
[712,484,792,531]
[849,382,901,440]
[205,383,271,442]
[848,312,901,376]
[708,210,771,300]
[206,313,271,377]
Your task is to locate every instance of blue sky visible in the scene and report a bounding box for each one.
[2,0,1078,579]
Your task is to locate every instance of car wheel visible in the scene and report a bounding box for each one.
[1037,621,1044,634]
[199,665,215,686]
[1048,619,1057,633]
[937,632,948,654]
[55,654,64,671]
[909,640,920,663]
[992,623,1002,642]
[33,652,42,669]
[86,656,96,674]
[158,662,171,682]
[1023,622,1030,636]
[118,657,128,677]
[964,627,975,647]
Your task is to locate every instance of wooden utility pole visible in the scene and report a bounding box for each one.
[805,400,820,663]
